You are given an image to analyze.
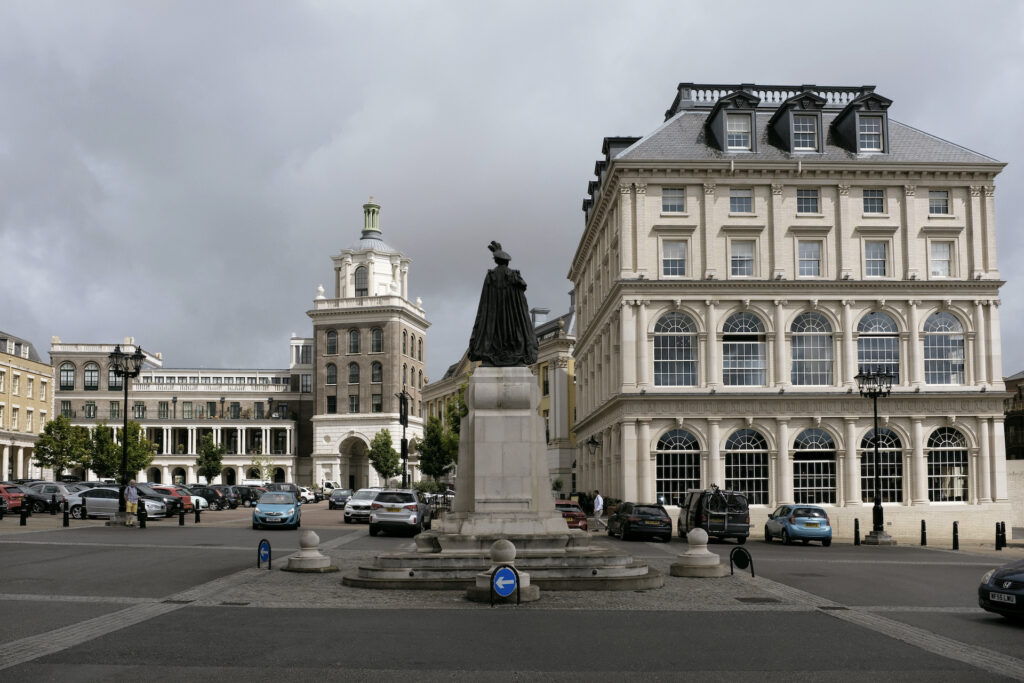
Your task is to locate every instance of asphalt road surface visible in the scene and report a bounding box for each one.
[1,502,1021,681]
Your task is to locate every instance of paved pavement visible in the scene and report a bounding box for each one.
[0,504,1022,681]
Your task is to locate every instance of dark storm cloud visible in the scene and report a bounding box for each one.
[2,0,1023,381]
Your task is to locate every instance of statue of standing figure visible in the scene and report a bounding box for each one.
[468,241,539,367]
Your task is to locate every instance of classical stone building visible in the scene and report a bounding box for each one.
[1,332,52,480]
[570,82,1009,539]
[307,199,430,489]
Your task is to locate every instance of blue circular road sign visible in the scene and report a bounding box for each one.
[492,566,517,598]
[258,539,271,563]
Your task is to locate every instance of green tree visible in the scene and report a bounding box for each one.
[87,421,120,479]
[196,433,226,484]
[249,452,275,483]
[368,428,401,483]
[418,416,453,481]
[33,415,90,479]
[444,384,468,436]
[89,421,156,483]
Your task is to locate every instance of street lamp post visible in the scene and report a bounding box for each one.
[108,344,147,525]
[396,388,410,488]
[855,367,897,546]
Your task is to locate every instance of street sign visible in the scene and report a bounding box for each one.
[258,539,271,569]
[492,566,517,598]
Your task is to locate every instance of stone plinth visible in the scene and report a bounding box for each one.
[670,528,729,578]
[283,530,338,573]
[465,540,540,603]
[862,530,897,546]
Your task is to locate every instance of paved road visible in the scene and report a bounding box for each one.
[0,503,1021,681]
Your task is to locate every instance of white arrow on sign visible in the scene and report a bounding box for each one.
[495,575,515,590]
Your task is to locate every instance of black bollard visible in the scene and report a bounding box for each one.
[81,501,87,519]
[20,504,27,526]
[194,505,201,524]
[854,518,860,546]
[50,494,58,515]
[997,521,1006,550]
[953,521,959,550]
[63,500,69,528]
[996,522,1002,551]
[921,520,927,546]
[179,506,185,526]
[138,504,146,529]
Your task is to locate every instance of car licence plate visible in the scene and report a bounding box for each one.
[386,507,400,512]
[645,520,660,526]
[990,592,1017,604]
[805,522,819,527]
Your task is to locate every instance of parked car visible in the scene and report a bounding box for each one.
[607,502,673,542]
[0,496,7,516]
[150,485,193,512]
[266,482,301,496]
[555,499,588,531]
[26,481,79,510]
[328,488,353,510]
[210,485,241,509]
[321,480,342,494]
[252,491,301,530]
[175,486,209,511]
[298,487,316,504]
[189,486,230,510]
[676,486,750,544]
[67,487,167,519]
[231,486,257,507]
[368,489,432,536]
[0,483,25,511]
[136,483,184,516]
[978,558,1024,619]
[764,505,832,546]
[16,485,60,513]
[344,488,381,524]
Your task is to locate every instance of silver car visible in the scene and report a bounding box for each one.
[67,487,167,519]
[368,489,432,536]
[344,488,381,524]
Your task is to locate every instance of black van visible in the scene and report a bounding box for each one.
[676,486,750,544]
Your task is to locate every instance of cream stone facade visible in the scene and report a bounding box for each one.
[308,199,429,489]
[569,83,1009,540]
[1,332,52,480]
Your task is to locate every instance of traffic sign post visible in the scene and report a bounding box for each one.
[257,539,272,570]
[490,564,520,606]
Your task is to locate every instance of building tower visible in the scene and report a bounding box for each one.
[308,199,429,489]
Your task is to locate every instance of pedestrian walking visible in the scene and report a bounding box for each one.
[124,480,139,526]
[592,490,605,531]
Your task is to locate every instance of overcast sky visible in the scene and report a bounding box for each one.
[3,1,1024,382]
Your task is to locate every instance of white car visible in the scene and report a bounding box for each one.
[298,487,316,504]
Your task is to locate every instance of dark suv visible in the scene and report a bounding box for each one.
[189,485,230,510]
[136,483,184,517]
[210,485,240,509]
[676,486,750,544]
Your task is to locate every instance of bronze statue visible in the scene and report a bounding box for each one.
[468,241,538,367]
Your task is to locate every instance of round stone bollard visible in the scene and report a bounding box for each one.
[466,539,540,603]
[282,530,338,573]
[670,528,729,578]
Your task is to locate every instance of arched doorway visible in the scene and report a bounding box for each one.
[221,468,236,485]
[273,467,285,483]
[146,467,161,484]
[340,436,371,490]
[246,468,261,481]
[172,467,187,485]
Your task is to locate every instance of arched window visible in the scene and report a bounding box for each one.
[325,363,337,385]
[654,312,698,386]
[348,329,360,354]
[418,369,423,389]
[790,312,833,386]
[924,312,965,385]
[403,331,408,355]
[371,328,383,353]
[108,366,122,390]
[371,361,383,383]
[354,266,368,297]
[403,363,408,387]
[59,362,75,391]
[860,428,903,503]
[722,312,766,386]
[83,363,99,391]
[348,363,360,384]
[793,428,836,504]
[326,330,338,355]
[724,429,769,505]
[655,429,701,504]
[927,427,968,502]
[857,312,900,382]
[418,338,423,361]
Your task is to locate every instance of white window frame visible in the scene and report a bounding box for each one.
[929,240,954,278]
[796,188,819,215]
[662,188,686,213]
[929,190,950,216]
[862,188,886,215]
[726,113,752,150]
[863,239,890,278]
[729,239,756,277]
[793,114,818,151]
[661,238,689,278]
[858,115,884,152]
[797,240,822,277]
[729,188,754,214]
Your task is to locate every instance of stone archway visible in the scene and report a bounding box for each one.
[172,467,187,485]
[146,467,161,484]
[340,436,371,490]
[222,468,236,485]
[273,467,285,483]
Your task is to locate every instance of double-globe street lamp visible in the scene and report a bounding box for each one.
[855,367,897,546]
[108,344,146,524]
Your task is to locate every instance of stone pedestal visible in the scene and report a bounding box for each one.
[862,530,897,546]
[465,539,540,603]
[670,528,729,578]
[283,530,338,573]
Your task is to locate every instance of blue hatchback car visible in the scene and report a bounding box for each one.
[252,492,301,530]
[764,504,832,546]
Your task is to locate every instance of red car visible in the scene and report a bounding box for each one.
[555,499,588,531]
[0,484,24,511]
[151,485,193,512]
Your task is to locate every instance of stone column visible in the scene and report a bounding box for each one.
[992,418,1008,501]
[161,465,170,483]
[618,185,634,276]
[978,418,992,503]
[844,417,860,506]
[974,300,988,386]
[911,417,928,504]
[702,184,716,278]
[238,427,246,455]
[774,300,787,388]
[619,421,637,502]
[969,186,984,278]
[15,446,24,479]
[636,301,649,389]
[1,445,8,481]
[777,420,792,503]
[401,266,409,300]
[706,299,719,389]
[842,300,855,387]
[637,419,652,503]
[707,419,721,489]
[908,301,922,389]
[366,256,375,297]
[989,300,1003,387]
[620,301,636,390]
[902,186,916,278]
[983,186,999,277]
[634,184,648,277]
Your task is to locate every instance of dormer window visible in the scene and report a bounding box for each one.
[793,115,818,150]
[726,114,752,150]
[859,115,883,151]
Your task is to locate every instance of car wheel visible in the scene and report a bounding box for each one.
[243,500,250,508]
[252,522,260,530]
[661,534,672,543]
[425,516,432,531]
[32,501,46,513]
[295,519,301,529]
[620,524,630,541]
[764,526,772,543]
[70,505,84,520]
[822,539,832,547]
[782,529,792,545]
[736,535,747,545]
[413,521,423,535]
[344,517,352,524]
[369,524,380,537]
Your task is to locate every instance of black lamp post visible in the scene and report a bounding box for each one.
[396,388,410,488]
[855,367,896,546]
[108,344,146,521]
